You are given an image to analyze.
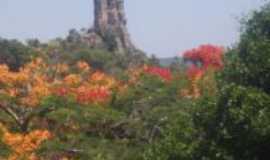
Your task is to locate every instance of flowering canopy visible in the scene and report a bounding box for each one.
[0,123,51,160]
[0,58,51,108]
[53,70,118,105]
[183,44,224,71]
[181,44,224,98]
[183,44,224,79]
[144,66,172,82]
[0,58,119,109]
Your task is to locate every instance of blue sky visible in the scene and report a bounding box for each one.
[0,0,266,57]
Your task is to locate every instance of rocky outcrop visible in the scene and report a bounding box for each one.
[86,0,136,54]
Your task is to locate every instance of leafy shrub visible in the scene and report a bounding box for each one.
[221,4,270,94]
[195,3,270,160]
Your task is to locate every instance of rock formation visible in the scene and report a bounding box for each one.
[86,0,136,53]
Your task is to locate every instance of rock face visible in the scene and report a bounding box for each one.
[87,0,136,53]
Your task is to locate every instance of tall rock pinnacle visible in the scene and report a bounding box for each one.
[88,0,136,53]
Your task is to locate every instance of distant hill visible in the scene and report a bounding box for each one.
[159,57,183,67]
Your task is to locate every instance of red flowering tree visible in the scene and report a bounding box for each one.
[181,44,224,98]
[52,70,118,105]
[144,66,172,82]
[183,44,224,71]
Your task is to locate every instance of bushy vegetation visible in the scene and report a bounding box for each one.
[144,3,270,160]
[0,2,270,160]
[0,38,37,71]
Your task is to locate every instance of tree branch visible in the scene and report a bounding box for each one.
[0,103,22,128]
[0,103,56,133]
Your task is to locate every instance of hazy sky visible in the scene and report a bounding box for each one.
[0,0,266,57]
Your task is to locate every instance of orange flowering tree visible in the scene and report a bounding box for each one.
[0,123,51,160]
[0,58,121,132]
[0,58,52,132]
[0,58,53,159]
[0,58,124,159]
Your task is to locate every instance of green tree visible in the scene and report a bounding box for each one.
[0,38,35,70]
[197,3,270,160]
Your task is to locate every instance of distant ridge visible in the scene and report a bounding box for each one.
[159,57,182,67]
